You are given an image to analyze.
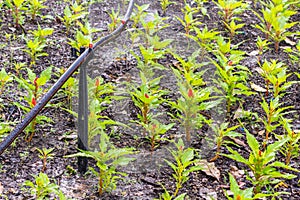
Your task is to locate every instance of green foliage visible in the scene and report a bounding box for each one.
[142,119,174,152]
[165,138,202,196]
[209,123,241,161]
[214,0,248,23]
[0,68,13,95]
[65,132,135,195]
[211,37,254,113]
[14,67,53,141]
[260,97,293,143]
[36,147,55,172]
[24,38,48,67]
[160,0,176,15]
[107,7,120,32]
[224,19,245,39]
[175,7,201,35]
[252,0,298,53]
[5,0,27,28]
[27,0,47,21]
[30,24,54,44]
[23,172,67,200]
[129,72,166,126]
[58,5,87,35]
[131,3,149,28]
[68,30,91,51]
[223,131,297,194]
[276,118,300,165]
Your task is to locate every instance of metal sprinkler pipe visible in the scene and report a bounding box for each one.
[0,0,135,155]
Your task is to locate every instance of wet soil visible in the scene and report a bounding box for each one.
[0,0,299,199]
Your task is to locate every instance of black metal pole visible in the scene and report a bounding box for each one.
[78,50,91,173]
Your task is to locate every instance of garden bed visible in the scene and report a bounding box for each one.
[0,0,299,199]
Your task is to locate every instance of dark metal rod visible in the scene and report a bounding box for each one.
[0,0,135,155]
[77,52,90,173]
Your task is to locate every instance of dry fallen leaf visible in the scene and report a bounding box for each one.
[247,50,259,56]
[197,159,221,181]
[254,67,264,74]
[0,182,3,194]
[258,130,265,136]
[285,37,296,46]
[250,82,267,92]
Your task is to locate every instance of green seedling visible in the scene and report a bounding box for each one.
[143,120,174,152]
[214,0,248,23]
[253,1,297,52]
[36,147,55,173]
[258,59,285,97]
[276,118,300,165]
[165,138,202,197]
[15,67,53,142]
[77,20,103,36]
[129,72,166,127]
[261,97,293,146]
[131,3,149,28]
[30,24,54,44]
[209,123,241,162]
[0,68,13,96]
[224,19,245,39]
[284,40,300,68]
[175,9,201,35]
[70,1,86,14]
[160,0,176,15]
[27,0,46,21]
[225,173,282,200]
[107,7,120,32]
[24,38,48,67]
[187,26,219,60]
[211,38,254,113]
[58,5,87,35]
[256,36,270,63]
[223,131,297,194]
[23,172,67,200]
[158,184,186,200]
[5,0,27,28]
[66,132,135,195]
[68,30,91,52]
[131,44,167,79]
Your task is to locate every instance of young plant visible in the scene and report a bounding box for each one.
[131,3,149,28]
[24,38,48,67]
[211,38,254,113]
[253,1,297,52]
[160,0,176,15]
[224,19,245,39]
[129,72,166,127]
[164,138,202,197]
[36,147,55,172]
[27,0,46,21]
[276,118,300,165]
[5,0,27,28]
[214,0,248,23]
[223,131,297,194]
[158,184,186,200]
[175,9,201,35]
[68,30,91,55]
[23,172,66,200]
[143,119,174,152]
[256,36,270,63]
[30,24,54,44]
[58,5,86,35]
[15,67,53,141]
[261,97,293,145]
[225,173,281,199]
[66,132,136,196]
[209,122,241,162]
[107,7,120,32]
[0,68,13,96]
